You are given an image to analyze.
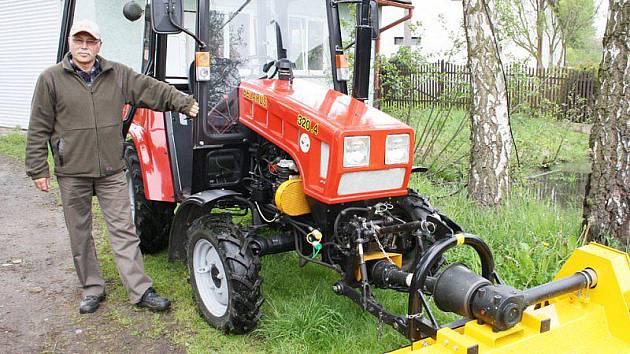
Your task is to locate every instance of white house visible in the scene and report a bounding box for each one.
[0,0,146,129]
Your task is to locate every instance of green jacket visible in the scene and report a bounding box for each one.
[25,54,195,179]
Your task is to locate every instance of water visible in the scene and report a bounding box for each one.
[526,163,590,208]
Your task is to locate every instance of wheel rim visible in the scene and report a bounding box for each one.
[193,238,229,317]
[125,169,136,221]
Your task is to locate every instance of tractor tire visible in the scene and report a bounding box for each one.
[396,190,442,272]
[123,141,175,254]
[186,215,263,334]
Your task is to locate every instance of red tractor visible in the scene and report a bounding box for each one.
[57,0,630,352]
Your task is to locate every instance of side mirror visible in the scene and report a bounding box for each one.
[370,0,380,40]
[123,1,144,22]
[150,0,183,34]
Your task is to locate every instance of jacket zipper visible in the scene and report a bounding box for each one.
[90,88,102,176]
[69,68,108,176]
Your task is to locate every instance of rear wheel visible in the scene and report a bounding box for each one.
[123,141,175,254]
[186,215,263,334]
[394,191,442,272]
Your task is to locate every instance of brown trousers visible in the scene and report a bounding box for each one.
[57,171,152,303]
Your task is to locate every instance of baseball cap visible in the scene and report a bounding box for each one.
[69,20,101,40]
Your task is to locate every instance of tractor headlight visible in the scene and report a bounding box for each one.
[385,134,410,165]
[343,136,370,167]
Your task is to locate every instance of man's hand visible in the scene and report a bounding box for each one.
[187,100,199,118]
[34,177,50,192]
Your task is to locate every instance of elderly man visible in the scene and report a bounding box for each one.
[25,20,199,314]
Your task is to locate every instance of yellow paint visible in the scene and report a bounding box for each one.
[195,51,210,67]
[455,233,465,246]
[242,88,268,108]
[275,178,310,216]
[297,114,319,135]
[389,243,630,354]
[355,252,402,281]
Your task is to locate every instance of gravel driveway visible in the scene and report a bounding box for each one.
[0,154,183,354]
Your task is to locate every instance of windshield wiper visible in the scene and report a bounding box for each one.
[220,0,253,29]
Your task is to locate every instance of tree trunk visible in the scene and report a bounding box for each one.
[536,0,546,69]
[463,0,512,206]
[582,0,630,244]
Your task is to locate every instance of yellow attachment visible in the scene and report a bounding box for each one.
[389,243,630,354]
[455,233,465,246]
[307,229,323,244]
[355,252,402,281]
[275,178,311,216]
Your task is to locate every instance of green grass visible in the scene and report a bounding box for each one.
[382,106,590,180]
[0,128,27,160]
[0,122,591,353]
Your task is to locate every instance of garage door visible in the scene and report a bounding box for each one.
[0,0,61,129]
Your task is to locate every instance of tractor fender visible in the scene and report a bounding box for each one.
[127,109,176,202]
[167,189,242,261]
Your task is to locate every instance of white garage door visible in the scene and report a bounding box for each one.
[0,0,61,129]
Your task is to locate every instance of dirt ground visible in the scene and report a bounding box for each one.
[0,154,184,354]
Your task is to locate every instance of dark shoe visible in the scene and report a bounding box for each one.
[79,293,106,314]
[136,287,171,312]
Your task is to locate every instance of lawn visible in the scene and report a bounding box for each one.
[0,112,591,353]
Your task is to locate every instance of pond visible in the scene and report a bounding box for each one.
[526,163,590,208]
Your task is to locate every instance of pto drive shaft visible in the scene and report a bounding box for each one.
[427,263,597,331]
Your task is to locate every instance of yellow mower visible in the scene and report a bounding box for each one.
[389,241,630,354]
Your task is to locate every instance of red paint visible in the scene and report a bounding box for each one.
[239,79,415,204]
[125,107,176,202]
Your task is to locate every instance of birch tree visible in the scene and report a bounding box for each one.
[463,0,512,206]
[582,0,630,245]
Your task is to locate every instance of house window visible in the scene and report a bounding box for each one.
[394,36,421,46]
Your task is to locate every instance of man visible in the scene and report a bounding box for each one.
[25,20,199,314]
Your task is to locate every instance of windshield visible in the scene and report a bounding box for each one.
[165,0,330,83]
[208,0,329,79]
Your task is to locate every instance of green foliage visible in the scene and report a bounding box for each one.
[379,47,428,104]
[381,106,590,181]
[566,39,603,67]
[414,177,582,288]
[494,0,601,67]
[0,128,26,160]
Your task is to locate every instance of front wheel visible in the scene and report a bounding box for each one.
[186,215,263,334]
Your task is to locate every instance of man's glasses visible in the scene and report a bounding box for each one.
[71,38,100,47]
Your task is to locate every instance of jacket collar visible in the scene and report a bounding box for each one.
[62,53,112,72]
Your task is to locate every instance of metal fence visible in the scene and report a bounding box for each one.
[380,60,597,123]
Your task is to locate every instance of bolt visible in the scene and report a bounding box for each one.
[493,294,502,305]
[216,273,223,280]
[332,284,343,294]
[477,288,486,297]
[393,322,399,330]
